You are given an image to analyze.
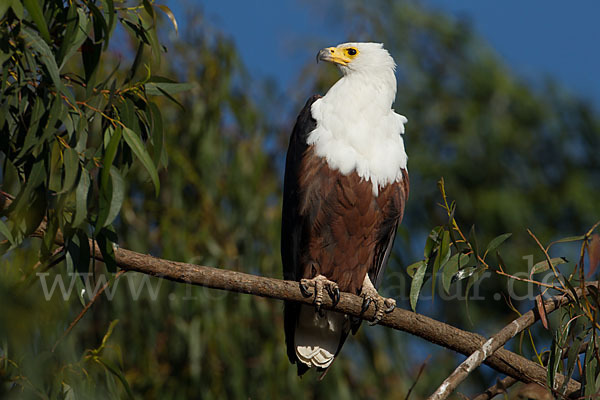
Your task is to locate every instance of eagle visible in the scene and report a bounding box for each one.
[281,42,409,376]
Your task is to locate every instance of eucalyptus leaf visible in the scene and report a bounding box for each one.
[409,261,427,311]
[122,126,160,195]
[22,0,51,43]
[484,233,512,258]
[531,257,568,275]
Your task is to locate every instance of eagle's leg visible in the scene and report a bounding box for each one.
[360,274,396,325]
[299,274,340,311]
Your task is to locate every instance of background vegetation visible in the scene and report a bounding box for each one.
[1,0,599,398]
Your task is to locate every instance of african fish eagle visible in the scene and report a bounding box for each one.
[281,42,409,376]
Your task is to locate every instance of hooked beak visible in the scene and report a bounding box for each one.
[316,47,351,66]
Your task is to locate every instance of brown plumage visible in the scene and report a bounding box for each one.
[282,95,409,375]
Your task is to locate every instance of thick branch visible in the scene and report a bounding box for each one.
[0,193,581,394]
[77,240,582,394]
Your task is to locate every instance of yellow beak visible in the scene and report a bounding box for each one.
[316,47,351,66]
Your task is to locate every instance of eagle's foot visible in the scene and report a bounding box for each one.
[299,274,340,311]
[360,275,396,326]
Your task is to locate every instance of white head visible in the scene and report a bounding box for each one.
[317,42,396,76]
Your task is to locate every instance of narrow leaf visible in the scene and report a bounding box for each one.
[73,169,90,227]
[484,233,512,258]
[60,148,80,194]
[406,260,425,278]
[22,0,51,43]
[122,126,160,195]
[157,4,178,35]
[103,167,125,228]
[531,257,568,275]
[0,220,15,246]
[410,262,427,311]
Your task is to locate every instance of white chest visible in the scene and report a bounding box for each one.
[307,93,408,196]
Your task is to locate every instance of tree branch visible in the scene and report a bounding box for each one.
[0,192,582,394]
[471,376,518,400]
[429,286,589,399]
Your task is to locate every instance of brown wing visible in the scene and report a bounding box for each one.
[296,153,409,295]
[281,95,409,368]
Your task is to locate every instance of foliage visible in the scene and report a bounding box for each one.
[1,0,600,399]
[0,0,180,269]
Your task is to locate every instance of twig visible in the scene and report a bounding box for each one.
[405,356,430,400]
[428,285,592,399]
[471,376,518,400]
[52,270,126,352]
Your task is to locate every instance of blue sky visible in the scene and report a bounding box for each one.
[198,0,600,108]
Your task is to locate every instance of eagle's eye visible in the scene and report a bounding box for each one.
[346,48,357,56]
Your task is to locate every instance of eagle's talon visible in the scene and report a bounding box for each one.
[361,298,372,314]
[299,280,313,297]
[300,275,339,310]
[360,275,396,325]
[384,299,396,313]
[330,286,340,305]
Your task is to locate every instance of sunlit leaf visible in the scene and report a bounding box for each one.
[157,4,178,35]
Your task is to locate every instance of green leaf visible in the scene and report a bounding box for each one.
[442,253,470,294]
[144,82,194,96]
[66,230,91,306]
[406,260,425,278]
[0,0,12,20]
[15,96,45,160]
[58,8,91,69]
[101,126,122,191]
[546,334,559,390]
[424,226,442,259]
[583,337,598,396]
[104,167,125,227]
[65,249,86,306]
[531,257,568,275]
[9,0,23,19]
[122,126,160,195]
[60,147,80,194]
[73,168,90,227]
[0,219,15,246]
[97,226,117,273]
[432,230,450,297]
[454,265,478,281]
[96,358,134,400]
[22,0,51,43]
[483,233,512,258]
[409,261,427,311]
[549,235,586,247]
[21,27,75,104]
[99,0,116,39]
[561,336,583,394]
